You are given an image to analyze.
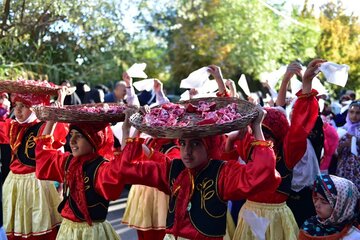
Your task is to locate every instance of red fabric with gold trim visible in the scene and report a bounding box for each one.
[11,93,50,107]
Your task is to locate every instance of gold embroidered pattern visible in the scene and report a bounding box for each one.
[25,132,36,159]
[9,124,23,152]
[250,140,273,148]
[33,135,52,141]
[168,183,179,214]
[84,176,90,191]
[196,178,225,218]
[297,91,317,98]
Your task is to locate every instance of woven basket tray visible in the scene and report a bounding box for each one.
[0,80,61,95]
[33,103,132,122]
[130,97,258,138]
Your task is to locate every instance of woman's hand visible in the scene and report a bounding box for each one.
[56,87,68,107]
[139,105,150,115]
[121,107,138,150]
[276,61,302,106]
[208,65,226,94]
[225,128,249,152]
[302,59,327,94]
[123,72,133,88]
[225,79,238,98]
[153,79,163,93]
[122,108,138,132]
[284,61,303,82]
[207,65,223,81]
[189,88,199,99]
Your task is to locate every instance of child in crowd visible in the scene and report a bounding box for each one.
[0,92,11,183]
[0,92,9,239]
[0,92,68,240]
[335,101,360,191]
[299,174,360,239]
[35,122,122,239]
[119,101,281,239]
[224,59,325,240]
[122,79,181,240]
[122,136,180,240]
[34,89,125,239]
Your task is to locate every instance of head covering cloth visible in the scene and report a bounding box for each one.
[11,93,50,107]
[301,174,360,237]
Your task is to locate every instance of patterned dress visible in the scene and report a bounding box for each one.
[336,133,360,191]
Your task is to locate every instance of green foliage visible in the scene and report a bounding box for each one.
[316,1,360,96]
[137,0,321,94]
[0,0,358,98]
[0,0,133,86]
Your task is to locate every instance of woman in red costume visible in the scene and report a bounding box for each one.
[0,91,68,240]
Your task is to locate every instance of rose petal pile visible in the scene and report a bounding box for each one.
[16,79,58,88]
[144,103,186,126]
[65,104,127,114]
[144,101,242,127]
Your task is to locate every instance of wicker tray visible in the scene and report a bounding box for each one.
[0,80,61,95]
[33,103,132,122]
[130,97,258,138]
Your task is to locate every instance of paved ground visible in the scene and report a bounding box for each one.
[107,188,137,240]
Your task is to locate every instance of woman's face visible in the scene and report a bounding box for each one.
[179,138,208,169]
[13,102,32,122]
[313,192,333,220]
[69,129,94,157]
[348,105,360,123]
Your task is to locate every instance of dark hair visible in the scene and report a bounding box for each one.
[340,95,351,103]
[60,80,71,85]
[349,101,360,108]
[95,84,110,95]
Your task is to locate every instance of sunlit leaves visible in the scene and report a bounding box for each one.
[317,1,360,94]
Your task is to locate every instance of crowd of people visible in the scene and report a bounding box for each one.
[0,58,359,240]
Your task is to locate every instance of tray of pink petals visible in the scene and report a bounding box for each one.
[130,97,258,138]
[33,103,130,122]
[0,79,62,95]
[144,101,242,127]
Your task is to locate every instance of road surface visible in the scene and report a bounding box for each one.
[107,188,138,240]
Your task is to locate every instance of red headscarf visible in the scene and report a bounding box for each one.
[262,107,289,152]
[11,93,50,107]
[201,134,226,160]
[69,122,114,160]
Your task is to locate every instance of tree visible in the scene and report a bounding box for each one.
[1,0,358,98]
[136,0,320,93]
[316,0,360,95]
[0,0,133,87]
